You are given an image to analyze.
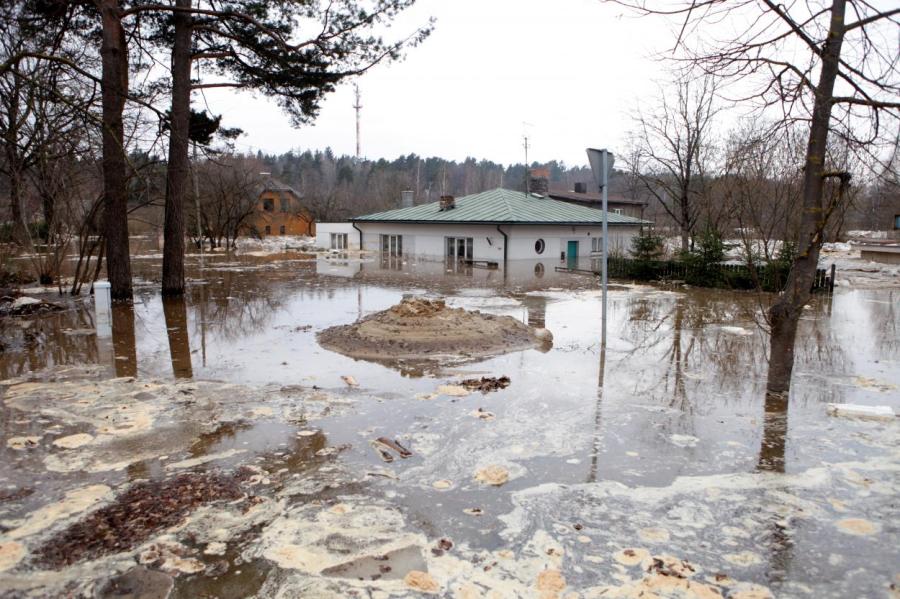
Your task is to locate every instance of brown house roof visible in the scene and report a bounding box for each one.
[547,189,647,206]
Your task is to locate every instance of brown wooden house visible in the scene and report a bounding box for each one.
[244,178,315,237]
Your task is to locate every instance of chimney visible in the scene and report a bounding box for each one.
[574,182,587,194]
[400,190,414,208]
[439,195,455,211]
[529,168,550,196]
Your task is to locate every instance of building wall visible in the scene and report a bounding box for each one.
[244,190,315,237]
[315,223,360,250]
[355,222,640,261]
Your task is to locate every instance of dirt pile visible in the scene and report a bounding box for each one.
[317,297,551,363]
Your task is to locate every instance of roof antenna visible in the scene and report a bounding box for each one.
[522,121,533,194]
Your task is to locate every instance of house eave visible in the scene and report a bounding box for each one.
[350,219,649,226]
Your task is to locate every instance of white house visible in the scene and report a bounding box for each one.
[351,188,648,266]
[315,222,359,250]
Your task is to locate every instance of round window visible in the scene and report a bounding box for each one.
[534,239,546,255]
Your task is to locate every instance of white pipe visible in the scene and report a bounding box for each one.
[94,280,112,338]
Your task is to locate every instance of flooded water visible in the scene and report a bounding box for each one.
[1,250,898,598]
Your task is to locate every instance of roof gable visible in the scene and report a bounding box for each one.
[353,188,649,225]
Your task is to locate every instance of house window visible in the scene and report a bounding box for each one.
[264,225,271,235]
[895,214,900,230]
[279,225,286,235]
[613,208,622,215]
[381,234,402,256]
[280,198,290,212]
[446,237,473,260]
[330,232,348,250]
[592,237,603,253]
[263,199,274,212]
[534,239,545,255]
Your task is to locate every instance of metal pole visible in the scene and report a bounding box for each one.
[601,150,608,347]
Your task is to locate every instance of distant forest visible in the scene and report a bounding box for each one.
[251,149,641,221]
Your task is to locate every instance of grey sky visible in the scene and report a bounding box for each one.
[204,0,677,166]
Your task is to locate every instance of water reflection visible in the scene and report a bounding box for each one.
[111,304,137,377]
[757,392,788,473]
[163,297,193,379]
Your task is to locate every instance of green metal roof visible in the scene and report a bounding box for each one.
[352,188,649,226]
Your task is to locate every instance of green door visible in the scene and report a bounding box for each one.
[567,240,578,268]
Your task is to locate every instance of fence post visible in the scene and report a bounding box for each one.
[829,263,836,293]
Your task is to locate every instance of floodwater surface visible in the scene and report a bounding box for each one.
[1,251,898,598]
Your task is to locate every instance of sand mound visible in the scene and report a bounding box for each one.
[317,297,551,362]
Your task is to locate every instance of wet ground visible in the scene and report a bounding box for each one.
[1,250,898,598]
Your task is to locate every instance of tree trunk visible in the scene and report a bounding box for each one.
[766,0,846,396]
[162,0,192,296]
[99,0,132,301]
[3,75,28,246]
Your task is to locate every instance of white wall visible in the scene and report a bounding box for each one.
[357,223,506,262]
[315,223,359,250]
[356,222,639,261]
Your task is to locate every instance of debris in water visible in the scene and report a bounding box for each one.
[535,569,566,595]
[376,437,413,458]
[670,434,700,448]
[432,479,453,490]
[463,508,484,516]
[6,436,40,450]
[638,527,671,543]
[474,465,510,486]
[53,433,94,449]
[437,384,469,397]
[371,442,394,463]
[37,471,249,567]
[835,518,880,536]
[724,551,763,567]
[614,547,651,567]
[459,376,511,393]
[0,541,26,572]
[341,375,359,387]
[827,403,895,420]
[470,407,495,421]
[2,296,65,317]
[853,376,898,392]
[404,570,439,593]
[9,484,111,540]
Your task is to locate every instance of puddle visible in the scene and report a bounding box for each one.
[1,253,898,597]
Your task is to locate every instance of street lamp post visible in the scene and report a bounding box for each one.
[586,148,615,347]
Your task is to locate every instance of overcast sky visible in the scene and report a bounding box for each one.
[202,0,680,167]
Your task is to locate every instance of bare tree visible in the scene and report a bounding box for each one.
[722,120,805,263]
[626,73,722,252]
[610,0,900,395]
[191,155,263,250]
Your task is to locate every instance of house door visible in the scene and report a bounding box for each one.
[566,240,579,268]
[381,234,402,256]
[446,237,474,261]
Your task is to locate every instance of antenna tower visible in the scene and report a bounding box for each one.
[353,84,362,159]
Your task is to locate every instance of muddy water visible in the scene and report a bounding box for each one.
[1,251,898,598]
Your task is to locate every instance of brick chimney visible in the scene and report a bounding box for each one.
[439,195,455,211]
[529,168,550,196]
[574,182,588,194]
